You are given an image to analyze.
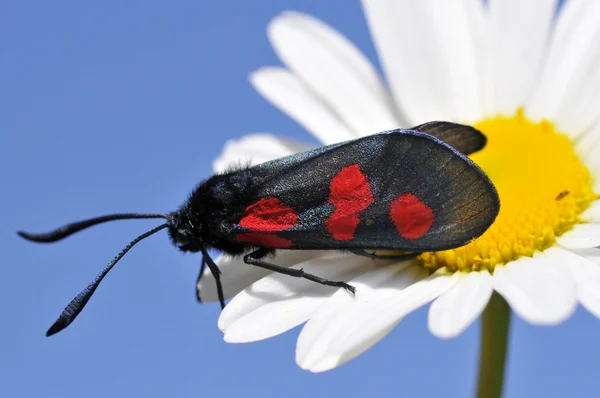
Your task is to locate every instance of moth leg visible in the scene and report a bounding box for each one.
[200,247,226,309]
[349,249,420,261]
[195,257,207,303]
[243,249,356,294]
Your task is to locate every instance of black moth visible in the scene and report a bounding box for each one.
[19,121,500,336]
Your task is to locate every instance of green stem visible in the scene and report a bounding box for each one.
[476,292,511,398]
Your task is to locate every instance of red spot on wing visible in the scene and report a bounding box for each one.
[325,165,374,241]
[236,233,293,248]
[239,197,298,231]
[390,193,434,239]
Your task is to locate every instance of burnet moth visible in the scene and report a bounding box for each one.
[19,121,499,336]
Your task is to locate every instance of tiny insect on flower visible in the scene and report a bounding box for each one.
[17,121,499,336]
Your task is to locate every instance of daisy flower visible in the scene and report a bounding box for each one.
[202,0,600,380]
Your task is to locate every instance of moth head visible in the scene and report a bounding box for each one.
[167,210,203,253]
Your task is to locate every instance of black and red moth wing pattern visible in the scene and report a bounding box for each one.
[223,122,499,252]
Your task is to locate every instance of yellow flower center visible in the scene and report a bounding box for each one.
[419,109,597,272]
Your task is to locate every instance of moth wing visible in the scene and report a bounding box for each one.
[411,121,487,155]
[229,125,499,252]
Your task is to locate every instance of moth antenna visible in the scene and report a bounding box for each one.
[46,223,168,336]
[17,213,169,243]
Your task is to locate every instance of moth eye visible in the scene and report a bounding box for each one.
[175,231,191,246]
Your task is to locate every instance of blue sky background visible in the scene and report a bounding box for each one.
[2,1,598,397]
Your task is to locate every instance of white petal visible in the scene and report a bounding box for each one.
[582,138,600,182]
[493,255,576,325]
[198,251,322,302]
[220,254,382,343]
[544,247,600,318]
[483,0,557,115]
[571,248,600,269]
[328,269,458,360]
[572,248,600,265]
[212,133,310,174]
[585,151,600,178]
[267,12,401,135]
[296,263,420,372]
[572,266,600,319]
[574,123,600,163]
[581,200,600,223]
[362,0,485,124]
[297,266,458,372]
[527,0,600,136]
[428,270,493,339]
[250,68,355,145]
[556,223,600,249]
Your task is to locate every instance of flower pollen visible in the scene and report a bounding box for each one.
[419,109,597,272]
